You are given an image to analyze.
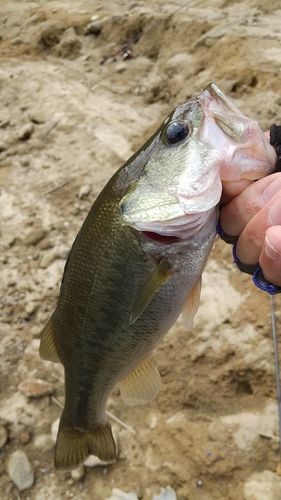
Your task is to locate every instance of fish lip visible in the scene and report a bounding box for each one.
[199,83,244,117]
[198,83,248,142]
[129,207,217,242]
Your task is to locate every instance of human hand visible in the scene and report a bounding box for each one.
[220,172,281,287]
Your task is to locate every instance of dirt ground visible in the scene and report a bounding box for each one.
[1,1,281,499]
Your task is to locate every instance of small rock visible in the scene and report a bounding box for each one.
[56,245,70,260]
[71,465,85,481]
[106,488,139,500]
[39,250,56,268]
[84,455,112,467]
[25,302,38,315]
[18,378,54,398]
[8,450,34,491]
[0,425,8,448]
[152,486,177,500]
[34,434,54,452]
[24,227,46,246]
[38,237,53,250]
[28,111,47,124]
[18,123,34,141]
[85,18,105,35]
[19,431,31,444]
[78,185,91,199]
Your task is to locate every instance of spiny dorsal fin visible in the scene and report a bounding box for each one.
[119,354,161,405]
[39,315,60,363]
[181,277,202,332]
[130,260,172,325]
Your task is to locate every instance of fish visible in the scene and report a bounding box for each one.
[39,83,276,470]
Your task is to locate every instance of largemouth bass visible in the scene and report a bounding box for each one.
[40,84,276,469]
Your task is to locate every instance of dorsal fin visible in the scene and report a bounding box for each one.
[119,355,161,405]
[39,315,60,362]
[181,277,202,332]
[130,260,173,325]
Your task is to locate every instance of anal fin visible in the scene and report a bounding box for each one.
[181,277,202,332]
[130,259,173,325]
[55,416,116,469]
[39,315,60,363]
[119,355,161,405]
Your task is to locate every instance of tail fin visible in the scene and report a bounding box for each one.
[55,417,116,469]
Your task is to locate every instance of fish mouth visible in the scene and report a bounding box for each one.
[132,207,217,243]
[141,231,182,245]
[198,83,250,143]
[198,83,277,181]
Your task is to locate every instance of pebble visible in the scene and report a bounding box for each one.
[84,455,111,467]
[38,237,53,250]
[18,378,54,398]
[85,19,105,35]
[19,431,31,444]
[78,185,91,199]
[71,465,85,481]
[106,488,139,500]
[39,250,56,268]
[34,434,54,452]
[8,450,34,491]
[28,111,47,124]
[24,227,46,246]
[56,245,70,260]
[18,123,34,141]
[152,486,177,500]
[25,301,38,315]
[0,425,8,448]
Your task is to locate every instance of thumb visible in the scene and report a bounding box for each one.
[260,226,281,286]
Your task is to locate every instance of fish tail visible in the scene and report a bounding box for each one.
[55,416,116,469]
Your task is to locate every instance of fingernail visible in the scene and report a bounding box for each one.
[268,195,281,225]
[265,235,279,260]
[261,181,281,204]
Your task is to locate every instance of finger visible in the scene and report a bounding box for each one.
[220,179,252,204]
[236,192,281,264]
[220,173,281,237]
[259,226,281,286]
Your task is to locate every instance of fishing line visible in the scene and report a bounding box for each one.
[270,294,281,460]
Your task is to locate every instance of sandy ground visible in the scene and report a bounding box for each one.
[1,1,281,499]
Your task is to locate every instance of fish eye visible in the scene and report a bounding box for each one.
[165,120,189,144]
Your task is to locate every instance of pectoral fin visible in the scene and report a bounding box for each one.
[119,355,161,405]
[181,277,202,332]
[130,260,172,325]
[39,315,60,362]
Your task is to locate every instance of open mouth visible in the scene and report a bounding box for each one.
[141,231,181,245]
